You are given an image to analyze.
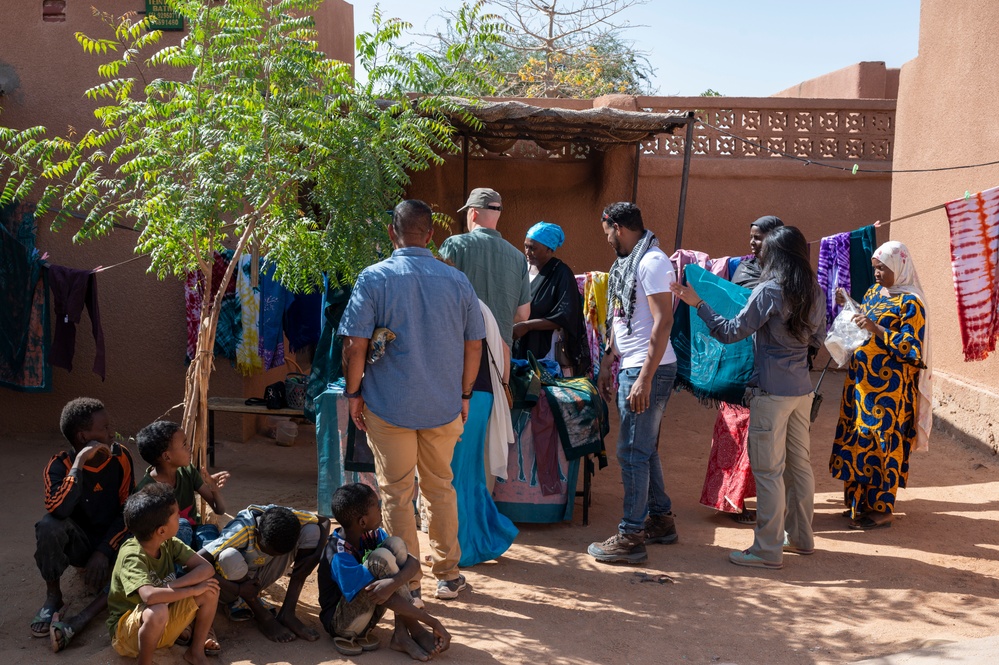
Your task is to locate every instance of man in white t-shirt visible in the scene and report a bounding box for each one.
[587,202,679,564]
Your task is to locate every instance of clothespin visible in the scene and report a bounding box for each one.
[965,190,971,200]
[851,164,859,175]
[873,220,881,228]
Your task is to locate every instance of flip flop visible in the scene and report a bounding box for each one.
[357,632,380,651]
[849,515,892,530]
[50,613,75,653]
[30,604,65,638]
[228,597,277,621]
[333,636,363,656]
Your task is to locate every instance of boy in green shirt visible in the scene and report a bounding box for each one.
[135,420,229,549]
[107,483,220,665]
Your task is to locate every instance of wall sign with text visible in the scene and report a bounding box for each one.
[145,0,184,31]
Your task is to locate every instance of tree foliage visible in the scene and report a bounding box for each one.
[416,0,655,98]
[0,0,500,457]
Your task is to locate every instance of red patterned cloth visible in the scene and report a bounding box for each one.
[699,402,755,513]
[945,186,999,361]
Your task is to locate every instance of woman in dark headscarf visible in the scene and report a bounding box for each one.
[512,222,591,377]
[700,215,784,525]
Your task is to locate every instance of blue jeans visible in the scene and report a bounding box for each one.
[176,521,221,551]
[616,363,677,534]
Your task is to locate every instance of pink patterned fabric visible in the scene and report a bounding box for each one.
[945,186,999,361]
[699,402,755,513]
[184,252,236,362]
[669,249,731,312]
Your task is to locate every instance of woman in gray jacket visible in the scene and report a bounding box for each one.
[672,226,825,570]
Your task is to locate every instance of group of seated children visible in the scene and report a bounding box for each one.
[32,398,452,663]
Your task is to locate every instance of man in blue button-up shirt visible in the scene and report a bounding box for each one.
[339,199,484,604]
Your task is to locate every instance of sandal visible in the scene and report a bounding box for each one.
[333,636,364,656]
[50,613,75,653]
[357,632,380,652]
[731,509,756,525]
[205,627,222,657]
[176,624,193,647]
[228,596,277,621]
[849,515,892,530]
[30,603,65,638]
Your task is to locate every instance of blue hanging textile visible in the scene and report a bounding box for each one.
[849,225,877,303]
[0,204,51,393]
[670,265,754,405]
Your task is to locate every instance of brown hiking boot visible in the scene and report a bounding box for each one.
[644,512,678,544]
[586,532,648,564]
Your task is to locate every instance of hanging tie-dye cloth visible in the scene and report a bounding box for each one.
[945,186,999,361]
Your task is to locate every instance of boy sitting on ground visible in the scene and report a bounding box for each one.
[135,420,230,549]
[319,483,451,661]
[199,504,330,643]
[106,483,221,665]
[33,397,134,653]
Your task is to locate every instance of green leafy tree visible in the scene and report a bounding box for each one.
[419,0,655,98]
[0,0,499,459]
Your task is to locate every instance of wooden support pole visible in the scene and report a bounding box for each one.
[674,112,696,252]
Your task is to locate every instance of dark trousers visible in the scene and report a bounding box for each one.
[35,514,96,582]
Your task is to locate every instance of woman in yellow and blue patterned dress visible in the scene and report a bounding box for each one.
[830,241,932,530]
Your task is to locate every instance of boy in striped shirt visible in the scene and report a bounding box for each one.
[199,504,329,643]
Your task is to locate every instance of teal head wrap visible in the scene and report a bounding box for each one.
[526,221,565,251]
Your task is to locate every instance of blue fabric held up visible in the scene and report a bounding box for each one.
[670,265,754,405]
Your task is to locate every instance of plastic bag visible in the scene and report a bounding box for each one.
[824,296,871,367]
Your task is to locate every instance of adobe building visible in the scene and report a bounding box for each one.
[6,0,992,453]
[0,0,354,439]
[888,0,999,450]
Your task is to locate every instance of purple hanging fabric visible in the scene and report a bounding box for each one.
[817,232,852,327]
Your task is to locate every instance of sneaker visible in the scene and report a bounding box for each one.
[435,574,466,600]
[728,549,783,569]
[586,532,648,564]
[644,513,679,544]
[782,536,814,556]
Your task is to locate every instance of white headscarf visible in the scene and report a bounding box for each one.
[872,241,933,451]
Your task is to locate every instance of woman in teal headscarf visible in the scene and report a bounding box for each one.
[512,222,591,377]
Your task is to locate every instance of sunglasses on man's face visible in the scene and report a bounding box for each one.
[480,205,502,212]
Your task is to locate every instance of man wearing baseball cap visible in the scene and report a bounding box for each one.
[439,188,531,350]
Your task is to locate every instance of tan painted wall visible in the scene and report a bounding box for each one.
[889,0,999,450]
[0,0,354,440]
[773,62,900,100]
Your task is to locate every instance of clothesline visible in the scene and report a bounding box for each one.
[805,201,948,245]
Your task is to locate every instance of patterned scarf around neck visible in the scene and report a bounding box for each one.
[606,230,659,337]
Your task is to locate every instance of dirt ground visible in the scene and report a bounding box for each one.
[3,372,999,665]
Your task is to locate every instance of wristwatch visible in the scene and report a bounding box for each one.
[344,388,362,399]
[461,392,473,400]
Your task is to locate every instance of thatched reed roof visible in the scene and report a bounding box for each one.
[440,99,688,152]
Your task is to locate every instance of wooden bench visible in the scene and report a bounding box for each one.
[207,397,303,466]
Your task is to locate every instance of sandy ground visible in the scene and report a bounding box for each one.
[3,372,999,665]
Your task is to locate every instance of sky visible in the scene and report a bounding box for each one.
[346,0,921,96]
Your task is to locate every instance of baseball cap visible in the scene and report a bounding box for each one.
[457,188,502,213]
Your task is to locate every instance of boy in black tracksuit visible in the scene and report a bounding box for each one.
[31,397,135,653]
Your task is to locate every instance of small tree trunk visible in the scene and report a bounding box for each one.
[181,221,258,467]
